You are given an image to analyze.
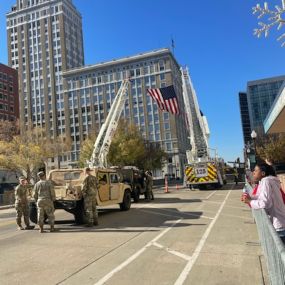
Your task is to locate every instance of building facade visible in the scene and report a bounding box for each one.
[6,0,84,138]
[0,63,19,121]
[247,75,285,135]
[238,92,251,145]
[63,49,190,177]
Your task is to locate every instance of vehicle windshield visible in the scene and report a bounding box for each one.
[49,171,83,186]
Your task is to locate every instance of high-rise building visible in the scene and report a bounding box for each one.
[238,92,251,145]
[0,63,19,121]
[62,48,190,177]
[6,0,84,137]
[247,75,285,135]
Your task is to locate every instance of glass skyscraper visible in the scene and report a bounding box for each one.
[247,75,285,135]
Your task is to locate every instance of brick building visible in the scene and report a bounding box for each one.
[0,63,19,121]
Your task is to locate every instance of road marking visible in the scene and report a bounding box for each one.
[152,242,191,261]
[174,189,232,285]
[0,220,15,227]
[93,218,182,285]
[140,209,182,219]
[204,191,217,200]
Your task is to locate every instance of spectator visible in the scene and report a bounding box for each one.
[242,163,285,243]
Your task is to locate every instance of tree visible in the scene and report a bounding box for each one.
[78,133,97,168]
[253,1,285,46]
[0,127,72,182]
[0,120,20,142]
[108,122,146,168]
[108,120,167,170]
[256,133,285,163]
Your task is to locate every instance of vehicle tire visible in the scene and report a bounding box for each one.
[120,190,131,211]
[29,203,38,224]
[133,186,140,203]
[73,200,85,224]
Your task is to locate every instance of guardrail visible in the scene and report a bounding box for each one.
[252,209,285,285]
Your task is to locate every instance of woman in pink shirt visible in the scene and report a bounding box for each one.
[243,163,285,243]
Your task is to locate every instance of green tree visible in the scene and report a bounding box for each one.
[78,133,97,167]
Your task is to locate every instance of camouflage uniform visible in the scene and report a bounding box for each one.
[15,184,31,229]
[33,180,56,229]
[145,172,154,201]
[82,174,98,226]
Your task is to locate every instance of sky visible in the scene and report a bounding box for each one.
[0,0,284,163]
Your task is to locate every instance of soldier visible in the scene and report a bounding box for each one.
[82,167,98,226]
[145,171,154,201]
[33,171,56,233]
[15,176,34,230]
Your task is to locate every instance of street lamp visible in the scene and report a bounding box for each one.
[251,130,257,155]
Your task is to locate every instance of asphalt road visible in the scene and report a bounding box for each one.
[0,184,266,285]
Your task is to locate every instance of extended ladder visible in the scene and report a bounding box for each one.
[88,79,130,168]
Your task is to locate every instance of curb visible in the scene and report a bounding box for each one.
[0,205,14,210]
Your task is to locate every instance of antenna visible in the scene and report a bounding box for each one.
[171,36,175,55]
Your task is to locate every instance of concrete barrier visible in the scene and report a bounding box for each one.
[252,209,285,285]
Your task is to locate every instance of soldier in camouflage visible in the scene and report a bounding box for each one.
[33,171,56,233]
[145,171,154,201]
[15,177,34,230]
[82,167,98,226]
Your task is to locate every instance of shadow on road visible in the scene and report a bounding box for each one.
[51,206,207,233]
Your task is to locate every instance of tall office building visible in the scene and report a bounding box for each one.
[62,49,190,177]
[0,63,19,121]
[238,92,251,145]
[6,0,84,137]
[247,75,285,135]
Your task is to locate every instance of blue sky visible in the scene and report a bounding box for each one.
[1,0,284,162]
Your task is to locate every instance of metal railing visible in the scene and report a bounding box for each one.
[252,209,285,285]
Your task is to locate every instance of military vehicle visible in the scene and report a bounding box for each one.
[29,168,132,224]
[115,166,147,202]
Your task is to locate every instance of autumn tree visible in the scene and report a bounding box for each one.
[0,119,20,142]
[256,133,285,163]
[0,127,72,182]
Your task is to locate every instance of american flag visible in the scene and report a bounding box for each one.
[147,85,180,115]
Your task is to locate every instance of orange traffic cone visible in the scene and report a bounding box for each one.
[164,177,169,193]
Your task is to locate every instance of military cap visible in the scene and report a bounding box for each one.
[19,176,27,181]
[37,171,45,178]
[85,167,91,172]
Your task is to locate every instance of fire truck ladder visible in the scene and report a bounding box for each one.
[88,79,130,168]
[181,67,209,162]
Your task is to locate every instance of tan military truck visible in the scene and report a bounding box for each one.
[29,168,132,224]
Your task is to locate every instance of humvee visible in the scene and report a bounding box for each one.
[29,168,132,224]
[115,167,147,202]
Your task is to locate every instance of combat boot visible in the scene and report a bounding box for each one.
[17,225,24,230]
[25,225,34,230]
[50,225,55,232]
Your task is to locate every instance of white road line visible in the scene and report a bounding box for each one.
[140,209,182,219]
[174,189,232,285]
[152,242,191,261]
[93,218,182,285]
[204,191,217,200]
